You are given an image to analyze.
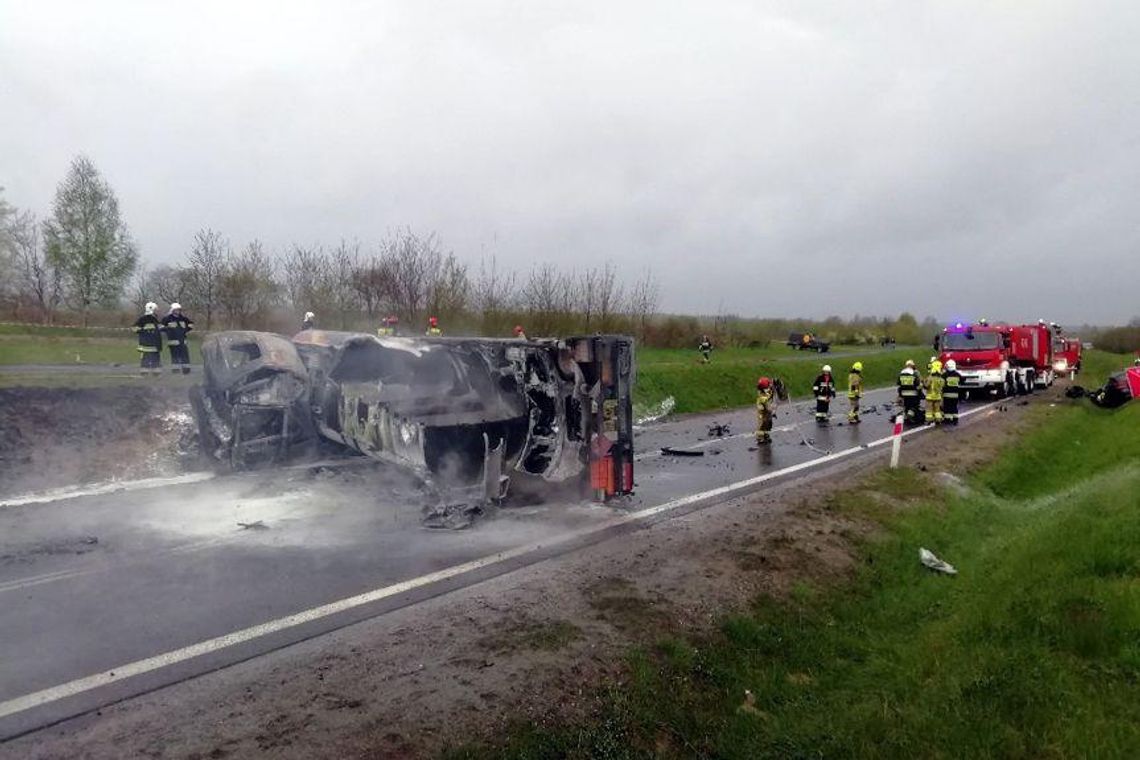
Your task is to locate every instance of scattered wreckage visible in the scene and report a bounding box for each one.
[190,330,636,527]
[1066,366,1140,409]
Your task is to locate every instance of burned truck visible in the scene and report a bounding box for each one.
[190,330,636,524]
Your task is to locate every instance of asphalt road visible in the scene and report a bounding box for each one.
[0,385,970,739]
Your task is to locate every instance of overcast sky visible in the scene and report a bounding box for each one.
[2,1,1138,324]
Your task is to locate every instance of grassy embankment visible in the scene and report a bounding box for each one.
[455,386,1140,758]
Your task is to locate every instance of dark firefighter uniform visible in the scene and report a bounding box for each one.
[847,363,864,423]
[133,312,162,374]
[898,365,922,423]
[812,369,836,423]
[698,336,712,363]
[756,382,775,444]
[161,311,194,374]
[942,365,963,425]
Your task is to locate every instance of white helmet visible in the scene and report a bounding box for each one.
[1000,360,1010,371]
[945,359,956,371]
[822,364,832,373]
[145,302,157,315]
[905,359,915,368]
[304,311,315,321]
[170,302,182,311]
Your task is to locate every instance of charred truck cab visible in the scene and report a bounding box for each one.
[191,330,635,524]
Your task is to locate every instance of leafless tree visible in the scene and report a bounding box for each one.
[150,265,192,305]
[626,268,659,340]
[282,243,331,319]
[328,240,361,329]
[8,210,63,323]
[217,239,279,329]
[351,255,395,321]
[425,253,470,325]
[130,266,154,313]
[472,255,518,334]
[187,228,228,328]
[594,262,625,332]
[380,228,443,327]
[523,263,576,336]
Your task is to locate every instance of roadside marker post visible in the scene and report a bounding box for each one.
[889,414,904,468]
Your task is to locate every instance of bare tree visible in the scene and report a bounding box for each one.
[282,243,331,318]
[472,255,517,334]
[42,155,138,325]
[351,255,394,321]
[150,265,192,305]
[380,228,443,326]
[216,239,279,329]
[328,240,361,329]
[187,228,228,329]
[626,268,659,340]
[523,263,575,336]
[425,253,469,325]
[9,210,63,323]
[595,262,625,332]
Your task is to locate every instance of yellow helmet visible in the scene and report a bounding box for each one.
[852,361,863,372]
[931,360,943,373]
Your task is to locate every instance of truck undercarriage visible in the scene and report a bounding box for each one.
[190,330,636,527]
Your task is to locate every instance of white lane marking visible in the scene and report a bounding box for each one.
[0,457,372,510]
[0,400,998,721]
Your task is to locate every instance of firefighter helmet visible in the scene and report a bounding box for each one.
[170,302,182,312]
[757,376,771,390]
[304,311,315,321]
[145,302,157,315]
[822,364,832,373]
[514,325,524,335]
[945,359,957,371]
[931,360,943,373]
[905,359,915,368]
[429,316,439,326]
[852,361,863,372]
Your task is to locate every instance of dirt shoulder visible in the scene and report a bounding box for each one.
[0,386,199,498]
[2,394,1042,760]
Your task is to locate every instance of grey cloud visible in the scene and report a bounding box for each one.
[1,0,1137,324]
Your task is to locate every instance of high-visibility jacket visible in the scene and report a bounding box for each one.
[898,368,921,397]
[812,373,836,399]
[756,388,775,413]
[377,326,395,337]
[426,326,443,336]
[133,314,162,352]
[161,313,193,345]
[943,370,963,399]
[847,370,863,399]
[926,371,945,401]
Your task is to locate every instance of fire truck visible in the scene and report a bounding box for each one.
[1051,329,1083,379]
[935,320,1058,397]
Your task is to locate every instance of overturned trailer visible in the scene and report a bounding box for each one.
[190,330,636,523]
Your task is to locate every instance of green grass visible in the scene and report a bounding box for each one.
[451,400,1140,759]
[635,345,926,414]
[0,323,133,338]
[0,335,146,365]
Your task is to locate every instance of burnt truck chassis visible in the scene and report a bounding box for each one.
[190,330,635,527]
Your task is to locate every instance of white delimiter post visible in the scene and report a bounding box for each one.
[889,414,904,468]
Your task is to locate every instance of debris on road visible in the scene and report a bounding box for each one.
[919,547,957,575]
[707,423,731,438]
[237,520,268,530]
[660,447,704,457]
[799,436,831,456]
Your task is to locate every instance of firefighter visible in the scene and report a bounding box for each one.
[925,360,945,424]
[898,359,922,424]
[426,316,443,336]
[698,334,712,363]
[942,359,962,425]
[133,302,162,376]
[847,361,864,424]
[812,364,836,424]
[161,303,194,374]
[927,355,938,375]
[377,315,398,337]
[755,376,775,445]
[514,325,528,340]
[302,311,316,330]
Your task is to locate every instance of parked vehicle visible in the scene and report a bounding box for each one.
[935,321,1058,397]
[786,332,830,353]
